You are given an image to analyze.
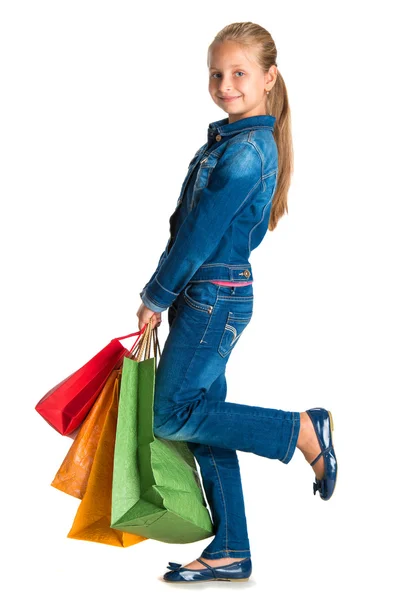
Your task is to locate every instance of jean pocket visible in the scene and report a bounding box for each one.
[218,310,253,358]
[182,282,215,315]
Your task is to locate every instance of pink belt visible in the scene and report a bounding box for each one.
[209,280,252,287]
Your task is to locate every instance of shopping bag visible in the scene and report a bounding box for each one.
[35,329,144,435]
[111,322,214,544]
[51,366,121,499]
[67,365,146,547]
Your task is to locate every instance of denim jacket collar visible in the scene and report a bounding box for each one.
[207,114,276,145]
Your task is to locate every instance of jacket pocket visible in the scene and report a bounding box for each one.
[193,154,219,192]
[175,145,207,207]
[218,310,253,358]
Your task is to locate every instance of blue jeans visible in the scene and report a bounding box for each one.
[153,282,301,559]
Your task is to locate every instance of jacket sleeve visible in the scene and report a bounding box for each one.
[139,144,209,312]
[143,141,261,312]
[139,240,169,311]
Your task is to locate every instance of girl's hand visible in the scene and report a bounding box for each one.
[137,302,162,331]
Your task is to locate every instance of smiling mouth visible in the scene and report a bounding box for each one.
[219,96,241,101]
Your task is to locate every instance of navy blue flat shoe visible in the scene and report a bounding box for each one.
[162,557,252,583]
[306,408,338,501]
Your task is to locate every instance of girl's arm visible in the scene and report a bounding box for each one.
[142,140,262,313]
[139,145,208,312]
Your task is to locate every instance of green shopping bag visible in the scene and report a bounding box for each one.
[111,321,214,543]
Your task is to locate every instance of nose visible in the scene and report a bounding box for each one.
[217,75,234,92]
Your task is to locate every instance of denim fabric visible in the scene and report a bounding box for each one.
[152,281,300,559]
[140,114,278,313]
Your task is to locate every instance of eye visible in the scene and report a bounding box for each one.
[210,71,245,79]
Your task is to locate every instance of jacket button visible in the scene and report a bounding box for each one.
[215,134,222,141]
[243,269,250,278]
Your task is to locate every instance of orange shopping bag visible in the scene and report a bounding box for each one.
[51,364,122,499]
[66,366,147,547]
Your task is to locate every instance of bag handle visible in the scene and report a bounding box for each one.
[128,320,161,365]
[114,322,162,380]
[117,317,161,379]
[113,328,146,355]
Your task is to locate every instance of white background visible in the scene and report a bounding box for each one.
[1,0,401,597]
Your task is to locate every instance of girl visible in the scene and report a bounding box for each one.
[136,22,338,584]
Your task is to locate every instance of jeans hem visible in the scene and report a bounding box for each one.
[280,411,301,464]
[200,550,251,559]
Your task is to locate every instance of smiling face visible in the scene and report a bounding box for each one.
[208,40,277,123]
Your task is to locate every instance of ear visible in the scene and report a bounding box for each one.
[265,65,278,89]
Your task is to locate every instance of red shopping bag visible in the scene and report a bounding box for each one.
[35,327,146,436]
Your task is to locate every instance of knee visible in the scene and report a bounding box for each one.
[153,413,184,441]
[153,413,192,442]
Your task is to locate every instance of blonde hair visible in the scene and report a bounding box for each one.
[209,22,294,231]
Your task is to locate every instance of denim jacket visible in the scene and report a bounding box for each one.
[140,114,278,313]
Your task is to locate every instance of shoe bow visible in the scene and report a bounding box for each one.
[313,479,327,495]
[166,562,183,571]
[313,480,321,495]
